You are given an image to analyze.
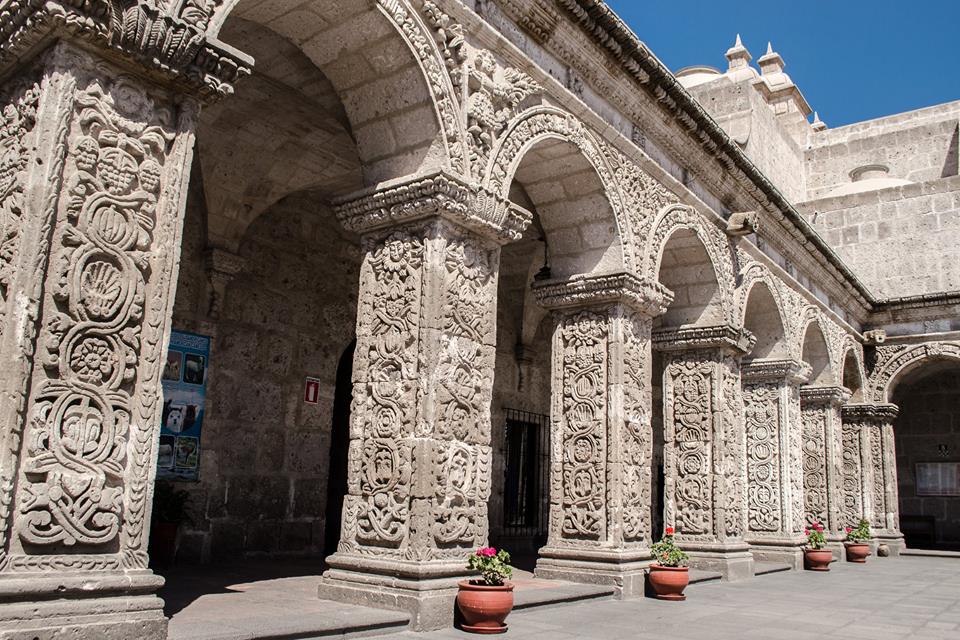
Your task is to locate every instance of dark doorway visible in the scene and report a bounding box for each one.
[324,340,355,560]
[497,408,549,571]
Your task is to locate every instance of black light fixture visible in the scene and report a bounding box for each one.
[533,235,551,281]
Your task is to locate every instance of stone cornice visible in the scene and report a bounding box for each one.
[742,358,811,384]
[799,385,850,406]
[333,170,530,243]
[652,324,756,354]
[0,1,251,101]
[841,403,899,424]
[531,271,672,316]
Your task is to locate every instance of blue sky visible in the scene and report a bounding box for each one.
[604,0,960,127]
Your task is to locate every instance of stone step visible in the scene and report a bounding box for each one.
[513,581,616,610]
[688,569,722,584]
[754,561,793,575]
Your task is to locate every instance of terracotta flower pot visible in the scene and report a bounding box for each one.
[648,564,689,601]
[844,542,870,563]
[457,580,514,634]
[804,548,833,571]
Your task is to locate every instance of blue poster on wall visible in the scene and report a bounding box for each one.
[157,330,210,481]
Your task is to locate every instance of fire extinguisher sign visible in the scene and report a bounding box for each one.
[304,377,321,404]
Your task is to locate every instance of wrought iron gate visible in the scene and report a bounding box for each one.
[502,409,550,541]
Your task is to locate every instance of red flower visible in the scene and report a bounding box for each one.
[815,524,824,532]
[665,527,675,536]
[476,547,497,557]
[845,527,853,533]
[804,528,810,535]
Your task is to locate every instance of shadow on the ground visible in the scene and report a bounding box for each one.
[157,557,328,618]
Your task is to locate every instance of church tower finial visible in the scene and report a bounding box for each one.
[725,33,752,71]
[758,41,785,76]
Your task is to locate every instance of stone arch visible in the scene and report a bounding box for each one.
[799,316,835,386]
[485,107,634,274]
[840,341,866,401]
[740,278,789,360]
[646,205,735,325]
[200,0,466,249]
[870,342,960,403]
[654,227,725,328]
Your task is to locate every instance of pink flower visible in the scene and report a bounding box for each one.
[804,529,810,535]
[845,527,853,533]
[476,547,497,557]
[815,524,824,532]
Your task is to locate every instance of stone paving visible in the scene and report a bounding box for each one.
[371,556,960,640]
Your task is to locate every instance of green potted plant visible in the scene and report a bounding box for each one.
[803,521,832,571]
[457,547,514,634]
[844,518,871,563]
[648,527,690,600]
[149,480,191,568]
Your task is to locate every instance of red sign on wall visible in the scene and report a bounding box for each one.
[304,377,320,404]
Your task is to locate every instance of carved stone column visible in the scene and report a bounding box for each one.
[318,172,526,630]
[0,39,234,638]
[841,404,904,556]
[741,359,810,569]
[530,273,670,598]
[653,326,756,581]
[800,386,849,553]
[204,247,245,319]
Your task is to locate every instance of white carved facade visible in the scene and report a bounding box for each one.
[0,0,956,636]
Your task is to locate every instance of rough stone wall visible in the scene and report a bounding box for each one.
[685,78,806,203]
[804,103,960,201]
[893,369,960,548]
[170,191,360,562]
[798,176,960,297]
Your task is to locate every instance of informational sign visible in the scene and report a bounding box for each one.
[916,462,960,496]
[304,377,321,405]
[157,330,210,481]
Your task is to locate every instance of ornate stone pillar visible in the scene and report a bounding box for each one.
[841,404,904,555]
[741,359,810,570]
[0,19,245,634]
[530,273,669,598]
[653,326,756,581]
[319,172,526,630]
[800,386,849,552]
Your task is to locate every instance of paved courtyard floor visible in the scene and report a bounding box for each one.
[372,556,960,640]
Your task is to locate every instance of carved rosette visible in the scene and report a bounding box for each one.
[3,56,197,572]
[535,272,664,552]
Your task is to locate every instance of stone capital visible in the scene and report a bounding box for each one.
[799,385,850,406]
[652,324,756,355]
[334,170,530,244]
[531,271,671,316]
[204,247,245,319]
[742,358,811,384]
[841,403,899,424]
[0,2,252,101]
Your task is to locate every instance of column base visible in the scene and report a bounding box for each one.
[684,542,755,581]
[534,546,652,598]
[319,552,467,631]
[874,531,905,557]
[746,537,805,571]
[0,571,167,640]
